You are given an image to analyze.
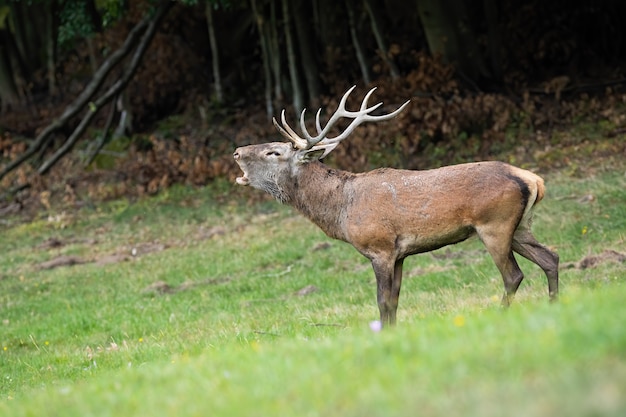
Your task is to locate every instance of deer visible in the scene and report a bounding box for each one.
[233,85,559,328]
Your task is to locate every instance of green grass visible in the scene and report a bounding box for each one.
[1,158,626,416]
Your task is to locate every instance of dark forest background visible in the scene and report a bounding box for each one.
[1,0,625,211]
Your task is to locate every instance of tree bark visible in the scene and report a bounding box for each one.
[0,40,20,111]
[281,0,304,113]
[205,1,224,102]
[346,0,371,85]
[44,0,58,95]
[269,0,283,102]
[0,24,30,105]
[86,94,119,167]
[8,2,31,74]
[251,0,274,119]
[84,0,104,75]
[293,1,321,102]
[364,0,400,79]
[113,92,132,138]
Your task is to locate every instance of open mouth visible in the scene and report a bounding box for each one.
[236,174,250,186]
[233,151,249,185]
[235,165,250,185]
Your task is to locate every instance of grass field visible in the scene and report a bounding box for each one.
[1,150,625,416]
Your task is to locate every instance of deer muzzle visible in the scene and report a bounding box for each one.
[233,149,250,185]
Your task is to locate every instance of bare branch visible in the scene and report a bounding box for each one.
[85,93,119,167]
[0,0,171,183]
[37,0,173,176]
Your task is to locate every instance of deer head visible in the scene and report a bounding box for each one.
[233,86,409,202]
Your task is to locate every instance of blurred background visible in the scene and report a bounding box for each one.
[1,0,625,213]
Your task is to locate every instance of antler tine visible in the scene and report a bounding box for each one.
[296,85,359,148]
[272,85,410,151]
[366,97,411,121]
[281,110,306,147]
[298,108,311,146]
[360,87,379,111]
[320,89,410,145]
[314,108,323,135]
[273,110,308,149]
[312,85,358,140]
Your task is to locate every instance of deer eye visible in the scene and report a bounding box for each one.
[266,150,281,157]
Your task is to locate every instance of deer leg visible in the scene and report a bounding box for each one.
[371,257,398,327]
[512,229,559,302]
[478,228,524,307]
[498,252,524,307]
[389,258,405,325]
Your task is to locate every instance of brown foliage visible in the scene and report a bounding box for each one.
[315,54,522,171]
[2,3,626,216]
[120,134,236,195]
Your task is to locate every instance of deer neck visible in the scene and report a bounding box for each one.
[287,161,352,241]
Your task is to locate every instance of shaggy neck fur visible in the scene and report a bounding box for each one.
[283,161,354,241]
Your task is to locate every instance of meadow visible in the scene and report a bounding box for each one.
[1,144,625,416]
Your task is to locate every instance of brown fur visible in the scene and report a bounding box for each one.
[234,142,559,327]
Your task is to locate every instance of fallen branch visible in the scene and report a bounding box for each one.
[85,93,120,167]
[38,0,173,175]
[0,0,173,185]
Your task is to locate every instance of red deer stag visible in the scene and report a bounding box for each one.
[233,86,559,327]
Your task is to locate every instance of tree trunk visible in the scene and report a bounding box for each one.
[0,23,29,104]
[417,0,449,57]
[8,2,34,77]
[346,0,371,85]
[313,0,335,51]
[84,0,103,75]
[417,0,488,84]
[44,0,58,95]
[281,0,304,113]
[269,0,283,102]
[364,0,400,79]
[0,40,20,111]
[205,1,224,103]
[86,94,120,166]
[113,92,133,138]
[251,0,274,119]
[293,1,321,102]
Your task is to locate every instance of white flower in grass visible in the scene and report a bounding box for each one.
[369,320,382,332]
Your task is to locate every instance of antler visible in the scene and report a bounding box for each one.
[273,85,410,151]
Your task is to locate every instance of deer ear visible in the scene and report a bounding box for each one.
[298,143,338,162]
